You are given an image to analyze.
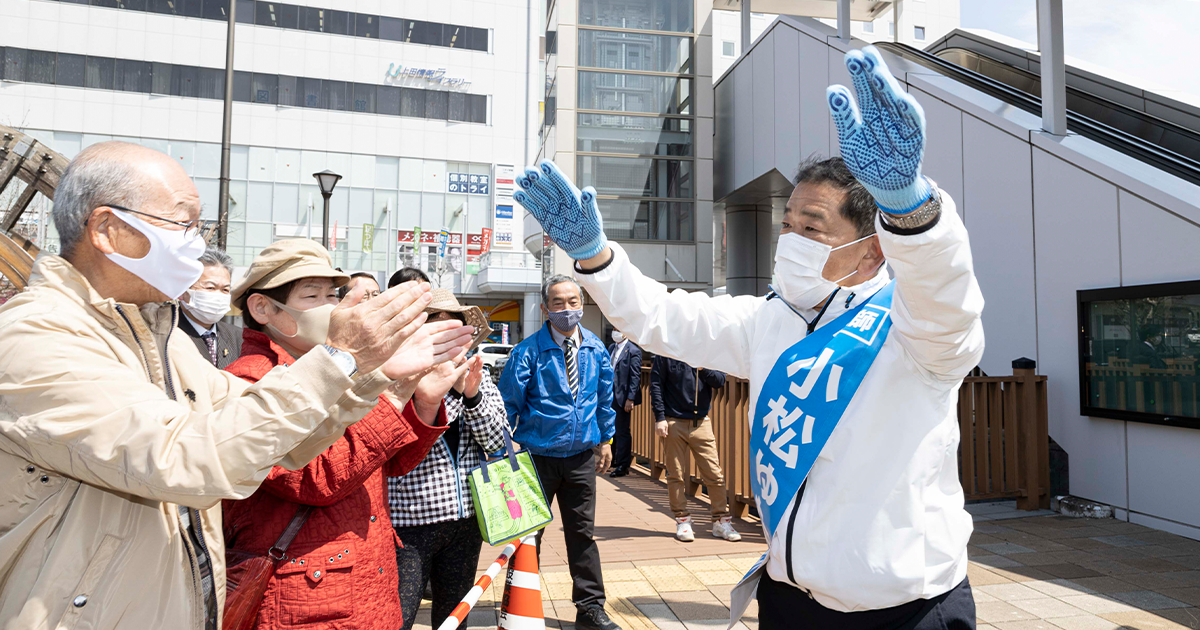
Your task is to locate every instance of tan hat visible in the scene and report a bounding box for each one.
[426,288,491,352]
[231,239,350,310]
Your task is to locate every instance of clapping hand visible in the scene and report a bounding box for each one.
[826,45,932,214]
[513,160,608,260]
[453,356,485,399]
[412,353,473,424]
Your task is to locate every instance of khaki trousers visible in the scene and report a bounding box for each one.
[665,416,729,518]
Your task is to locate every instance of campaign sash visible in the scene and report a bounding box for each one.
[727,281,895,628]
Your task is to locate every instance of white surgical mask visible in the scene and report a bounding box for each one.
[611,330,625,344]
[105,208,205,300]
[184,290,231,326]
[772,232,875,309]
[266,297,335,354]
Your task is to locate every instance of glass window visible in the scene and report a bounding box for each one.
[448,92,468,121]
[1080,282,1200,426]
[465,26,489,52]
[576,156,692,198]
[426,91,449,120]
[198,67,223,99]
[378,85,401,115]
[326,9,350,35]
[577,114,691,155]
[194,142,221,177]
[1,48,28,82]
[174,65,199,97]
[578,30,692,74]
[598,199,693,240]
[299,6,322,31]
[246,181,273,221]
[546,30,557,55]
[278,2,298,28]
[862,21,874,34]
[914,25,925,40]
[578,71,692,115]
[349,188,374,225]
[277,75,298,106]
[579,0,693,33]
[274,148,301,183]
[116,0,147,9]
[412,21,444,46]
[148,0,177,14]
[352,83,376,113]
[56,53,86,87]
[300,77,323,108]
[232,70,251,101]
[179,0,203,18]
[468,94,487,123]
[235,0,253,23]
[400,88,426,118]
[722,41,734,57]
[398,159,423,191]
[324,80,349,111]
[255,2,278,26]
[375,156,399,189]
[27,50,56,85]
[247,147,275,181]
[888,21,894,36]
[379,16,406,41]
[273,183,300,223]
[115,59,152,92]
[201,0,230,21]
[355,13,378,38]
[252,72,277,104]
[84,56,114,90]
[445,25,465,48]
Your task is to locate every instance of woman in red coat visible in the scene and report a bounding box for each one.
[222,240,477,629]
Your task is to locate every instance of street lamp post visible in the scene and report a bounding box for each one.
[312,169,342,249]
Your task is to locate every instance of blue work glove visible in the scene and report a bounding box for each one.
[513,160,609,260]
[826,45,932,214]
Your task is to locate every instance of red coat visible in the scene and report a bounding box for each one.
[222,329,445,630]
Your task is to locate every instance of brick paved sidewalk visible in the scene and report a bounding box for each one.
[410,469,1200,630]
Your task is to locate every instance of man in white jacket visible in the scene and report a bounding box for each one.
[513,47,984,629]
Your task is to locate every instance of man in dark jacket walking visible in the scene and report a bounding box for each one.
[650,356,741,543]
[607,329,642,477]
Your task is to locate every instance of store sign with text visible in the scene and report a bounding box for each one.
[385,64,471,90]
[493,165,516,250]
[447,173,490,195]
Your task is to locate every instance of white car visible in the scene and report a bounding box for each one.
[474,343,513,379]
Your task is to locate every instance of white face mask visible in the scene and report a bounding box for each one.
[184,290,231,326]
[612,330,625,344]
[105,208,206,300]
[772,232,876,309]
[265,297,335,355]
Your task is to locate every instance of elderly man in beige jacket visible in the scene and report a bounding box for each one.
[0,142,475,630]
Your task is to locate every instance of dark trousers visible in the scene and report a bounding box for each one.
[394,517,485,630]
[532,450,606,609]
[611,404,633,470]
[757,574,975,630]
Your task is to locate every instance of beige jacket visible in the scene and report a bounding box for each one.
[0,256,392,630]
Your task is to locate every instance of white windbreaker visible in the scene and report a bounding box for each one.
[575,190,984,612]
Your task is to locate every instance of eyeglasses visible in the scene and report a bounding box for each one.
[100,204,205,240]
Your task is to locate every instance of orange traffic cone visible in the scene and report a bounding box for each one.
[499,534,545,630]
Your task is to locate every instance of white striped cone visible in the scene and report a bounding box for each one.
[499,534,544,630]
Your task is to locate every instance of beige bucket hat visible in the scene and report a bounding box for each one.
[231,239,350,310]
[426,288,491,352]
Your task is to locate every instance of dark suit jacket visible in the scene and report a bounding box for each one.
[178,314,243,369]
[608,340,643,408]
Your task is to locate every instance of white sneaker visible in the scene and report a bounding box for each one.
[675,516,695,542]
[712,517,742,542]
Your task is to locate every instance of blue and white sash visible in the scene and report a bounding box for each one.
[727,281,896,628]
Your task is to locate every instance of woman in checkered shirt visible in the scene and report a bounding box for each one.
[386,269,510,630]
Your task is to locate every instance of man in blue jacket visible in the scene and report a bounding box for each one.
[499,274,620,630]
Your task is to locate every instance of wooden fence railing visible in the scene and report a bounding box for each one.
[628,359,1050,518]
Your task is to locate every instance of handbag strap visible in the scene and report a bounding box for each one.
[479,428,521,484]
[267,505,314,561]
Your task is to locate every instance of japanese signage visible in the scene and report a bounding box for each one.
[397,231,463,245]
[481,227,493,256]
[385,64,471,90]
[437,228,451,260]
[493,165,516,250]
[361,224,375,252]
[447,173,490,195]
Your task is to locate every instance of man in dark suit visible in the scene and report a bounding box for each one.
[178,246,242,368]
[607,329,643,478]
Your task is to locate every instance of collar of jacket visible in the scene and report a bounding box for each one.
[534,320,603,354]
[238,328,297,367]
[27,255,179,337]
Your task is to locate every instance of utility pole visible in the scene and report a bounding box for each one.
[216,0,237,248]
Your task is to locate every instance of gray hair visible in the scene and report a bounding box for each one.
[198,246,234,276]
[53,142,153,258]
[541,274,581,305]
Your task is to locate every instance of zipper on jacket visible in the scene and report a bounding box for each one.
[445,434,467,520]
[784,480,806,584]
[114,305,153,383]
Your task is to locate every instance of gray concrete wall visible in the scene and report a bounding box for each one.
[714,15,1200,538]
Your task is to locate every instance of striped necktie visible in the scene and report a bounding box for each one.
[202,332,218,366]
[564,337,579,399]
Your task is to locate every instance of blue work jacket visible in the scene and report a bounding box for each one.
[499,322,616,458]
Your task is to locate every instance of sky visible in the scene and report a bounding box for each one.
[959,0,1200,105]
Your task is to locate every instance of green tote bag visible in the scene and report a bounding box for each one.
[468,429,553,546]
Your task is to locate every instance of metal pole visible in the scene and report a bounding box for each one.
[837,0,851,39]
[1037,0,1067,135]
[893,0,901,43]
[741,0,751,58]
[321,193,331,248]
[216,0,237,249]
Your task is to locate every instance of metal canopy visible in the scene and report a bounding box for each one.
[714,0,892,21]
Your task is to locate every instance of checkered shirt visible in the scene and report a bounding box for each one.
[387,377,510,527]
